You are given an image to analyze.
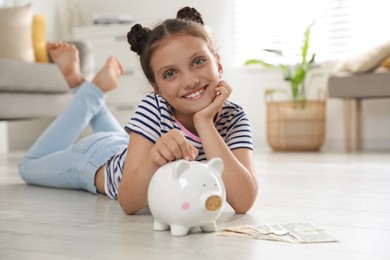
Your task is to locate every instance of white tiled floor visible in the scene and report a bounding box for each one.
[1,150,390,259]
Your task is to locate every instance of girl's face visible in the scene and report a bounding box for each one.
[150,33,222,118]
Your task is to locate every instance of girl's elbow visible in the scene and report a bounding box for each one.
[121,206,138,215]
[120,203,144,215]
[231,190,258,214]
[232,199,256,214]
[118,195,142,215]
[234,207,249,214]
[119,201,132,215]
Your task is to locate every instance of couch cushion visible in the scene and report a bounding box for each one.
[0,4,34,62]
[0,58,69,93]
[335,40,390,74]
[328,71,390,98]
[380,55,390,69]
[0,92,72,119]
[33,14,49,63]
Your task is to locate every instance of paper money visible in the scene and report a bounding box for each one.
[218,223,338,243]
[278,223,338,243]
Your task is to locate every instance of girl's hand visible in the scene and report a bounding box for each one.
[194,80,232,122]
[150,129,198,166]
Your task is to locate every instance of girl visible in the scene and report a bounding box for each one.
[19,7,258,215]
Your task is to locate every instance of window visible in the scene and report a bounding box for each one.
[232,0,389,66]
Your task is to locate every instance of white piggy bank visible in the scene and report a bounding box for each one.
[147,157,226,236]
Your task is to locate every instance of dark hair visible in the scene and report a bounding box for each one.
[127,7,215,84]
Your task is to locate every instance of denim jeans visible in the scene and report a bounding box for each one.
[18,81,129,194]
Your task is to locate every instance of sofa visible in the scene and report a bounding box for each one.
[328,71,390,152]
[327,40,390,152]
[0,41,94,120]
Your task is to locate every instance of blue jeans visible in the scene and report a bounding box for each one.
[18,81,129,194]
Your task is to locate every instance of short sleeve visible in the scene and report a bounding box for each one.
[225,109,253,151]
[125,94,162,143]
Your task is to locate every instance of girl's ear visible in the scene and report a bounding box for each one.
[151,83,159,93]
[215,53,223,77]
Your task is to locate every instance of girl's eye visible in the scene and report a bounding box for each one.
[163,70,176,79]
[193,58,206,67]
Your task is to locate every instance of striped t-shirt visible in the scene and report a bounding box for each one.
[104,92,253,199]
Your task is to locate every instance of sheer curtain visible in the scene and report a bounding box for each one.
[232,0,389,66]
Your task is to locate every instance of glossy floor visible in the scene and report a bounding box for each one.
[1,150,389,259]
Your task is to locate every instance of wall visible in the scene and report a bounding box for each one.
[0,0,78,40]
[5,0,390,152]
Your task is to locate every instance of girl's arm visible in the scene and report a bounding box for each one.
[194,81,258,214]
[118,129,197,215]
[117,133,157,215]
[195,119,258,214]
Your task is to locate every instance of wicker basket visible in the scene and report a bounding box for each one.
[266,100,326,151]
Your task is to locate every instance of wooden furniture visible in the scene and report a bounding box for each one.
[328,71,390,152]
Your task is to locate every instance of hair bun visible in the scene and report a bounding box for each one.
[176,7,204,25]
[127,24,151,56]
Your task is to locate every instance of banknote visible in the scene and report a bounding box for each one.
[218,223,338,243]
[278,222,338,243]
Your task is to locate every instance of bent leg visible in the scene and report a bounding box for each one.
[23,52,125,159]
[19,131,128,193]
[90,104,124,133]
[19,147,83,190]
[19,42,126,192]
[70,87,124,134]
[89,55,125,133]
[22,81,105,160]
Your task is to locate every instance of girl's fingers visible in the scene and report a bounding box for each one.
[213,87,229,107]
[217,81,233,98]
[152,129,197,165]
[150,148,168,166]
[171,132,196,161]
[166,136,185,160]
[190,145,199,160]
[161,142,178,161]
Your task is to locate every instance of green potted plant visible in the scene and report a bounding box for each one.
[245,22,326,151]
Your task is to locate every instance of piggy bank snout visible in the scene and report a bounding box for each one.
[205,195,223,211]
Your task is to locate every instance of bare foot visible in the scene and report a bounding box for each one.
[92,56,124,92]
[47,42,84,88]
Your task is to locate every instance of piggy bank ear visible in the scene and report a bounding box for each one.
[207,157,224,176]
[172,160,191,180]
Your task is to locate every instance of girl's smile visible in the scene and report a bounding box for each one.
[183,86,207,100]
